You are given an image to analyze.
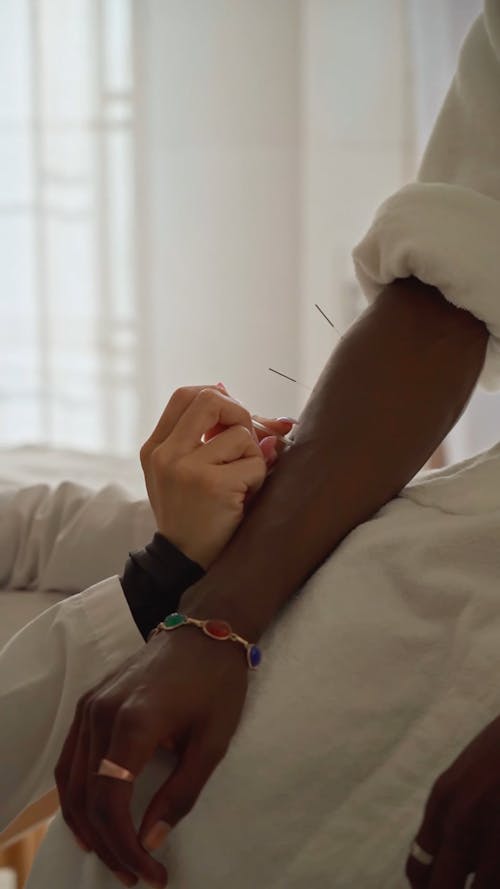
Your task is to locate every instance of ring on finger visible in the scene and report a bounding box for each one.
[97,758,135,783]
[409,840,435,866]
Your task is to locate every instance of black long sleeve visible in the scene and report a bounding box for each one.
[121,532,205,640]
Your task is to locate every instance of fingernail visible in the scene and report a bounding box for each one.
[216,382,227,393]
[143,821,171,852]
[260,435,278,465]
[277,417,298,424]
[114,872,137,888]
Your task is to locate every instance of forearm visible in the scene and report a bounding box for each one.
[181,278,488,638]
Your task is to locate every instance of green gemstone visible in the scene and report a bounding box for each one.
[164,612,186,629]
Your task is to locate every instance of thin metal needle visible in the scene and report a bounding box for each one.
[268,367,313,392]
[268,303,341,392]
[268,367,297,384]
[314,303,341,336]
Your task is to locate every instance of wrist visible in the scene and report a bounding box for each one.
[179,579,265,642]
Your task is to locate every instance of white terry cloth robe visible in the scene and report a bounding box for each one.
[353,0,500,390]
[1,2,500,886]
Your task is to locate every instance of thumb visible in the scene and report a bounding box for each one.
[140,735,223,852]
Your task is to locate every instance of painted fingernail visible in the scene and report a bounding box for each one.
[277,417,298,424]
[260,435,278,465]
[267,450,278,467]
[143,821,171,852]
[114,871,137,888]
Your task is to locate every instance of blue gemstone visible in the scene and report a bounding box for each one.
[249,645,262,668]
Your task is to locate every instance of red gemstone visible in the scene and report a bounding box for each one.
[204,620,231,639]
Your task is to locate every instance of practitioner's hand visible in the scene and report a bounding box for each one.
[406,714,500,889]
[140,383,294,568]
[55,384,293,887]
[55,619,248,889]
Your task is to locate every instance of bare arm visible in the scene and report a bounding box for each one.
[182,277,488,638]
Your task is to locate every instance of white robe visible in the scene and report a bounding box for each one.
[3,1,500,885]
[354,0,500,390]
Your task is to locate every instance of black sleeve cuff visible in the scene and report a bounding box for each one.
[120,532,205,641]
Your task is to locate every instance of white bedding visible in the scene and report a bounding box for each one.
[0,445,153,649]
[6,439,499,888]
[3,441,500,886]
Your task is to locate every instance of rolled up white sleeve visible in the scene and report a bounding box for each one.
[0,576,143,832]
[353,1,500,389]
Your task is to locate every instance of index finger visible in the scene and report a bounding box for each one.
[88,779,166,887]
[145,384,224,450]
[87,716,168,886]
[169,388,255,454]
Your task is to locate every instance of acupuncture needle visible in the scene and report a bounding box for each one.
[268,303,342,395]
[251,417,292,447]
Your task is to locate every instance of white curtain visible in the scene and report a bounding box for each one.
[1,0,492,459]
[0,0,139,455]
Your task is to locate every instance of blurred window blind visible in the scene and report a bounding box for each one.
[0,0,138,454]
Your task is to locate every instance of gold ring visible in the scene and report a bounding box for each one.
[97,758,135,782]
[409,840,434,866]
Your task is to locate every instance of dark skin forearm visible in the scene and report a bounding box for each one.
[181,278,488,639]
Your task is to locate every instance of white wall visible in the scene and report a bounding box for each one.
[135,0,498,463]
[134,0,302,434]
[298,0,413,397]
[135,0,415,429]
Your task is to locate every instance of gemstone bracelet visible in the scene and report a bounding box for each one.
[148,611,262,670]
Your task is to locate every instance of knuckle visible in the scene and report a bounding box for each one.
[150,446,176,482]
[74,689,93,722]
[89,693,116,723]
[429,771,455,811]
[239,407,252,428]
[234,424,252,443]
[170,386,192,411]
[197,387,219,409]
[116,700,143,734]
[139,439,152,469]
